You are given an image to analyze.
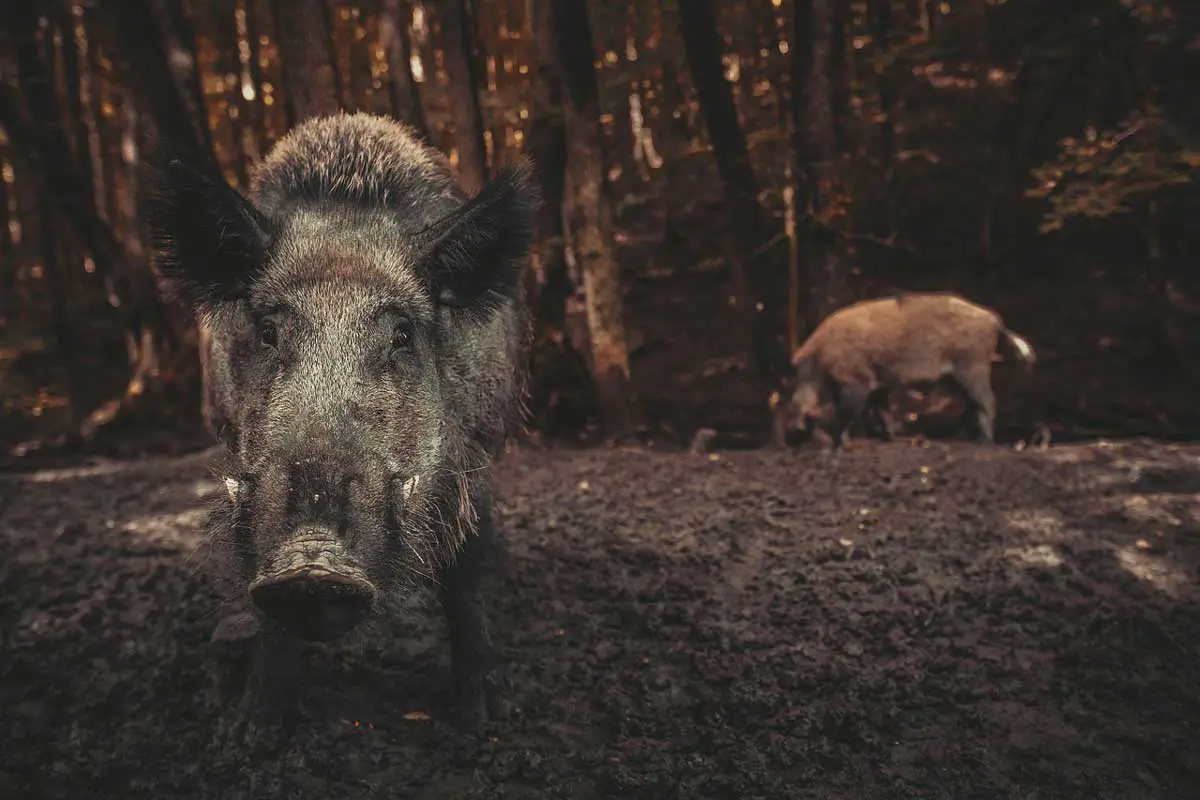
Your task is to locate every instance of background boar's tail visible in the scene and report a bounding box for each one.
[999,327,1037,373]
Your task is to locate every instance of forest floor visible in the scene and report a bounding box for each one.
[2,436,1199,799]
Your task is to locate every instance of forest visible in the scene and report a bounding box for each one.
[1,2,1198,798]
[0,0,1195,459]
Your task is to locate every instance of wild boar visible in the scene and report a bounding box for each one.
[785,292,1035,447]
[145,112,539,731]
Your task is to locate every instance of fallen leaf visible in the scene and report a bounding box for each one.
[403,711,433,722]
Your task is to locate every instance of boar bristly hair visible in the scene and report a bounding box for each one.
[143,151,274,313]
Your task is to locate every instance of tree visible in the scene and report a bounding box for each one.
[379,0,429,139]
[438,0,487,191]
[793,0,851,329]
[677,0,780,383]
[551,0,635,439]
[527,0,568,320]
[271,0,342,124]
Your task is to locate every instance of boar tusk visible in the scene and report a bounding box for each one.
[223,477,240,502]
[402,475,420,502]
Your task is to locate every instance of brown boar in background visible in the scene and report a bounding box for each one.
[784,292,1036,447]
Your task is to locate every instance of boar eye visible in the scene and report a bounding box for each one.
[258,319,278,349]
[391,317,415,354]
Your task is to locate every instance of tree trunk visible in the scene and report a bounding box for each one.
[36,193,84,433]
[148,0,217,165]
[869,0,895,238]
[676,0,779,383]
[529,0,569,324]
[233,0,265,166]
[379,0,429,138]
[110,1,217,170]
[552,0,634,439]
[439,0,488,191]
[829,0,848,155]
[0,148,15,330]
[794,0,851,328]
[272,0,342,124]
[869,0,895,168]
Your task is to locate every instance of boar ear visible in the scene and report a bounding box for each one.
[143,150,272,312]
[417,160,540,317]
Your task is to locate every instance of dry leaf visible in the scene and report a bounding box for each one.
[403,711,433,722]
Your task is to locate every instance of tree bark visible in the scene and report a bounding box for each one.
[4,7,126,285]
[869,0,895,169]
[552,0,635,439]
[379,0,430,138]
[676,0,779,383]
[0,146,16,330]
[528,0,569,324]
[439,0,488,191]
[793,0,851,329]
[36,191,84,432]
[829,0,849,155]
[109,1,217,170]
[272,0,343,124]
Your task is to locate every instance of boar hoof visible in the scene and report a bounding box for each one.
[450,661,512,732]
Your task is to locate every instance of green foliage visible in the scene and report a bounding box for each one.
[1025,110,1197,233]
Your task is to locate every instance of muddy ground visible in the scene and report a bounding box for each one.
[1,438,1199,799]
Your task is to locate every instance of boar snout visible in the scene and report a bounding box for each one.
[249,527,378,641]
[782,413,818,446]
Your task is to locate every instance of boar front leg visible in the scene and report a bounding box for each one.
[439,488,506,731]
[209,627,307,752]
[832,383,872,448]
[957,366,996,443]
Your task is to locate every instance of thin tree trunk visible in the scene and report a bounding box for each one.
[379,0,429,138]
[272,0,342,124]
[0,150,15,330]
[870,0,895,168]
[234,0,264,166]
[552,0,634,439]
[529,0,569,324]
[36,195,84,433]
[439,0,488,191]
[829,0,848,155]
[869,0,895,238]
[794,0,850,328]
[676,0,779,383]
[148,0,217,165]
[104,1,216,172]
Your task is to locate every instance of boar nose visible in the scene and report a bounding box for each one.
[249,566,376,642]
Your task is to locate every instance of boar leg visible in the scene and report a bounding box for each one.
[440,489,505,730]
[832,383,872,448]
[211,629,307,751]
[957,367,996,443]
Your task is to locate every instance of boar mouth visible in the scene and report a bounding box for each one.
[248,536,379,642]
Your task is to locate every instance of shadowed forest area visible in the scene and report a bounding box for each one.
[1,0,1197,458]
[2,2,1200,799]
